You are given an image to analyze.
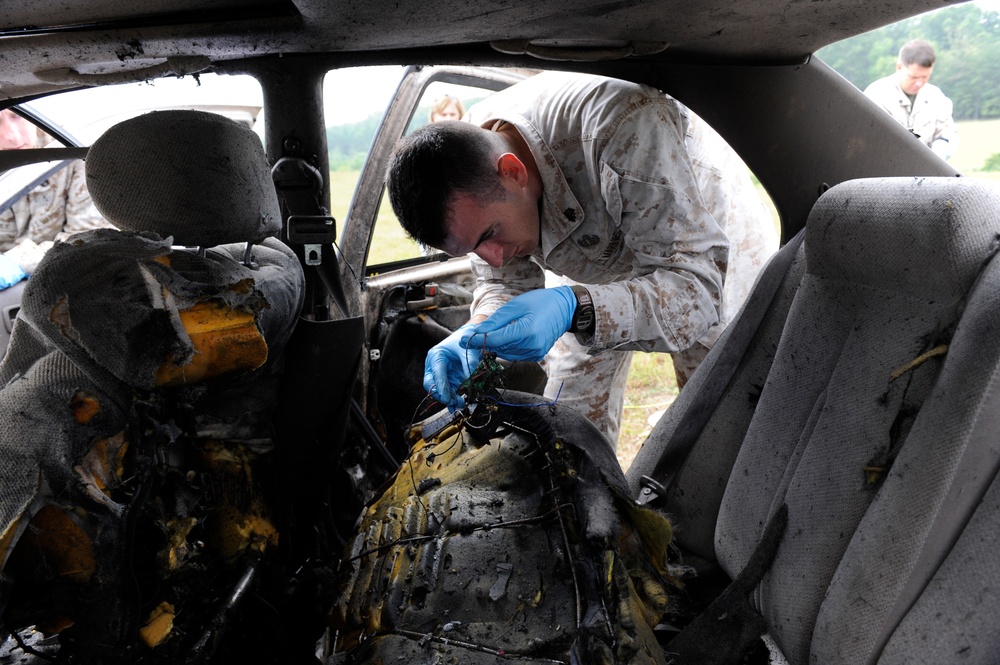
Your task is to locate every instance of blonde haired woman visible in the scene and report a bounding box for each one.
[429,95,465,122]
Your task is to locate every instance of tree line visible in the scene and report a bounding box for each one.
[325,105,437,171]
[327,100,483,170]
[817,2,1000,120]
[327,115,382,171]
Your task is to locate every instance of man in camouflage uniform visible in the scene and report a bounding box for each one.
[387,72,777,447]
[0,109,110,284]
[863,39,958,160]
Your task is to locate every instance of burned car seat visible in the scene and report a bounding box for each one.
[0,280,26,359]
[328,392,685,664]
[0,110,305,662]
[631,177,1000,664]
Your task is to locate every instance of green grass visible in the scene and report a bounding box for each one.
[328,170,357,225]
[331,171,420,264]
[952,118,1000,180]
[617,353,678,471]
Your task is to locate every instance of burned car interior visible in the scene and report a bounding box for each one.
[1,0,999,663]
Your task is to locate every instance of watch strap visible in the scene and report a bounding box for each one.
[569,285,595,335]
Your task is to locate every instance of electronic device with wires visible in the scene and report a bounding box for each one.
[419,352,507,441]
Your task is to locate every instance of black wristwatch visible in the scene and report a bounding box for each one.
[569,285,595,336]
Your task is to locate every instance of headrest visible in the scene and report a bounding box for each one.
[806,177,1000,301]
[86,110,280,247]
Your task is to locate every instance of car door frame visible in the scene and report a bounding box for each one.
[336,64,533,409]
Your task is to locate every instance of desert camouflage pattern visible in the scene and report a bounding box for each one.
[0,159,110,273]
[466,73,777,445]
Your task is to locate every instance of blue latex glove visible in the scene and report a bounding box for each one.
[463,287,576,362]
[424,322,483,410]
[0,254,26,290]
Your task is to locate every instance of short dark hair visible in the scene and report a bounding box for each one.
[385,121,504,249]
[899,39,936,68]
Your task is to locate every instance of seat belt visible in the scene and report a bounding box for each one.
[637,226,806,505]
[271,156,352,319]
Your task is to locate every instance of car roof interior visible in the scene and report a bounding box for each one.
[0,0,956,76]
[0,0,967,243]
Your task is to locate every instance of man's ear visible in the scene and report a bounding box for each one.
[496,153,528,188]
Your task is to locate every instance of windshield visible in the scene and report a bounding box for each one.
[22,73,263,147]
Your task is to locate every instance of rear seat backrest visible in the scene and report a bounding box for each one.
[815,187,1000,664]
[715,177,1000,664]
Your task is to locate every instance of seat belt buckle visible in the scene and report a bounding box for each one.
[287,215,337,266]
[636,475,667,506]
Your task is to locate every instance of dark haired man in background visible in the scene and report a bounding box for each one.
[864,38,958,160]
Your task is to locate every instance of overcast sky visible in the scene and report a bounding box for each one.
[28,66,407,130]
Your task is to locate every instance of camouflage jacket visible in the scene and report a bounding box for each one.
[0,159,110,273]
[863,75,958,158]
[466,72,737,355]
[683,112,778,329]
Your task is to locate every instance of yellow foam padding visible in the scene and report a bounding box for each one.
[198,442,278,563]
[204,504,278,563]
[620,500,675,579]
[23,504,97,583]
[0,514,24,570]
[139,601,176,648]
[74,432,128,497]
[70,390,101,424]
[157,517,199,573]
[155,299,268,386]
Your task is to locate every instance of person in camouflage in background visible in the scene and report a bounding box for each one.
[0,109,110,287]
[387,72,777,448]
[863,39,958,161]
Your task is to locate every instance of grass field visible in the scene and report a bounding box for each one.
[338,118,1000,472]
[950,118,1000,178]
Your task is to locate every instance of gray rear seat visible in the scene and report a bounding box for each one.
[631,176,1000,664]
[627,231,806,561]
